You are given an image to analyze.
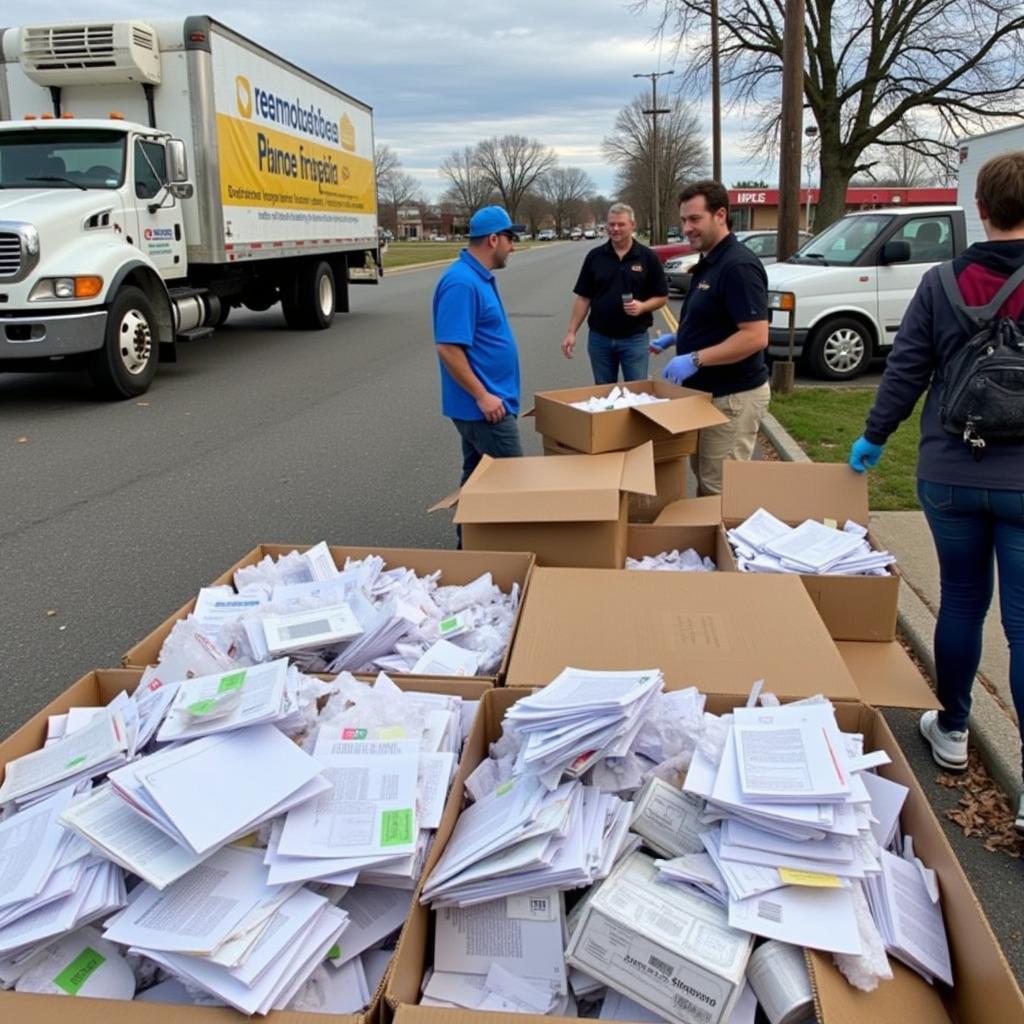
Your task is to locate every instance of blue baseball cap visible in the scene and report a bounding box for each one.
[468,205,526,240]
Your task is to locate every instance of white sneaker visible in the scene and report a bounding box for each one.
[919,710,968,771]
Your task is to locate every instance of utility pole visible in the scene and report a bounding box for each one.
[711,0,721,181]
[634,70,673,245]
[776,0,805,264]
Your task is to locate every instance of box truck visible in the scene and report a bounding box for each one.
[0,17,380,396]
[957,124,1024,245]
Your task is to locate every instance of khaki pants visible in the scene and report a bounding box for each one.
[693,381,771,496]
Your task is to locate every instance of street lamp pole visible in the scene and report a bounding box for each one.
[804,124,818,231]
[634,70,673,245]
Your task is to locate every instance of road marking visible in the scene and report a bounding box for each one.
[660,305,678,332]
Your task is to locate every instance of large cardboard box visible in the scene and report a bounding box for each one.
[720,460,901,642]
[386,688,1024,1024]
[431,445,658,569]
[526,380,727,455]
[122,544,535,684]
[0,668,493,1024]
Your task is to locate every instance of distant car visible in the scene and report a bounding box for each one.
[428,233,448,242]
[518,232,533,241]
[583,228,596,239]
[666,228,682,242]
[537,229,557,241]
[662,229,814,295]
[570,227,584,240]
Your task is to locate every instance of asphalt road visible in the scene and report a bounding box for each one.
[1,240,1020,987]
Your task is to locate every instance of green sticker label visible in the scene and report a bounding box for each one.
[186,698,217,716]
[54,947,105,995]
[326,944,341,960]
[439,616,460,634]
[218,670,247,694]
[380,808,413,847]
[65,755,86,770]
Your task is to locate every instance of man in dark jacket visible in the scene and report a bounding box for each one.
[849,151,1024,833]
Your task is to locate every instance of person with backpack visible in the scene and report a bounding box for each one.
[849,151,1024,833]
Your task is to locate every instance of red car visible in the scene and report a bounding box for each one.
[651,241,695,264]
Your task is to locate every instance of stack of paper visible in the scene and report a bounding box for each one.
[107,724,329,857]
[569,386,668,412]
[504,667,665,787]
[106,846,350,1015]
[864,848,954,985]
[150,545,521,678]
[728,508,896,576]
[624,548,716,572]
[0,707,130,811]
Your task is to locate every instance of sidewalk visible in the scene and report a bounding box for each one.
[760,412,1023,804]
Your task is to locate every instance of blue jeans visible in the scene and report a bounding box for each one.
[587,329,650,385]
[918,479,1024,761]
[451,415,523,548]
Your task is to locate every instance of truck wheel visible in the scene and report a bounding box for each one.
[89,286,159,398]
[281,261,335,330]
[806,317,872,380]
[213,302,231,328]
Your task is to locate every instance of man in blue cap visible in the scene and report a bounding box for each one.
[433,206,525,522]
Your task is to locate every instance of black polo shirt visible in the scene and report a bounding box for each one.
[675,232,769,397]
[573,239,668,339]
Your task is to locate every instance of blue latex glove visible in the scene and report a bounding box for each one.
[649,332,676,353]
[662,352,700,385]
[849,435,884,473]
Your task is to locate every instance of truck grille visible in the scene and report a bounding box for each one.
[0,234,21,278]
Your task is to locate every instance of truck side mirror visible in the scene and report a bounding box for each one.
[166,139,189,183]
[881,239,911,264]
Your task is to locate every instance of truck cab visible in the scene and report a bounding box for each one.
[766,205,967,380]
[0,118,194,395]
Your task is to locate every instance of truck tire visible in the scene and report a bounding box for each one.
[281,261,335,330]
[806,316,872,381]
[89,286,159,398]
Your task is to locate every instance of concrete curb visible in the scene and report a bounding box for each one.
[761,409,1022,803]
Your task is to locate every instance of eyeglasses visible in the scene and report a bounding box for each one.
[498,231,517,241]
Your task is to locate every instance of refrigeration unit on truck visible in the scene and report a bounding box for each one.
[0,17,380,396]
[957,124,1024,245]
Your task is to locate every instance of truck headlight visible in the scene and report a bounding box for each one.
[29,276,104,301]
[767,290,795,311]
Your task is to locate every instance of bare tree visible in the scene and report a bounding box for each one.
[537,166,596,236]
[602,92,709,237]
[438,146,495,217]
[475,135,558,221]
[636,0,1024,228]
[375,143,420,234]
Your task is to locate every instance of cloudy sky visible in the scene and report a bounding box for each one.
[11,1,770,199]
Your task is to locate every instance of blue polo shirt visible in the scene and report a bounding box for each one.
[433,249,521,421]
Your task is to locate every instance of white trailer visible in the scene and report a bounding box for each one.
[956,124,1024,245]
[0,17,380,396]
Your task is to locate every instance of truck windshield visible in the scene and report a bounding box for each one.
[792,213,893,266]
[0,129,126,190]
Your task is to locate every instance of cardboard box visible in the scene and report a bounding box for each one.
[526,380,728,455]
[654,495,722,527]
[0,668,493,1024]
[386,688,1024,1024]
[542,431,694,463]
[721,461,901,642]
[121,544,535,685]
[625,523,729,568]
[431,445,658,570]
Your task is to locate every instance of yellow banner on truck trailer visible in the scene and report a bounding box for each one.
[216,113,376,216]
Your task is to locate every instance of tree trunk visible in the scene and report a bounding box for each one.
[814,149,854,231]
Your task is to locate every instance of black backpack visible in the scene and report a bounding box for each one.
[937,261,1024,459]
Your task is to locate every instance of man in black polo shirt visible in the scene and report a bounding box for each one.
[651,181,770,496]
[562,203,668,384]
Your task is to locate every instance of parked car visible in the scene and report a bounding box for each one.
[537,229,557,241]
[666,227,683,241]
[663,229,814,295]
[583,228,596,239]
[570,227,584,240]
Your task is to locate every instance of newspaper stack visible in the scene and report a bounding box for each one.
[151,542,520,678]
[728,507,896,576]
